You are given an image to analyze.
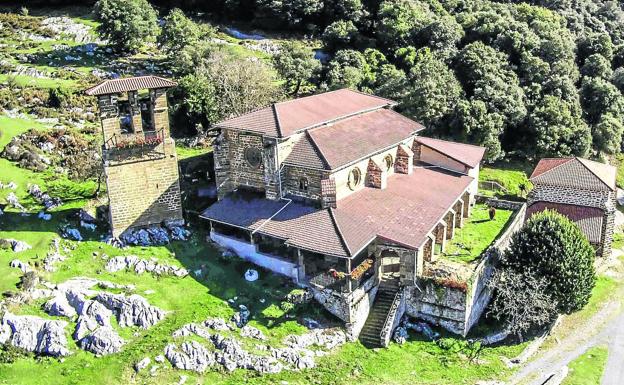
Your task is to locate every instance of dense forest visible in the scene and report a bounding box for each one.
[20,0,624,163]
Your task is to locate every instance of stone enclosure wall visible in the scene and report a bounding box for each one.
[405,202,527,336]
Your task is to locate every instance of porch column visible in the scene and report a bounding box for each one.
[434,222,447,254]
[454,199,464,228]
[346,258,352,292]
[462,192,471,218]
[296,249,305,284]
[423,236,435,262]
[445,210,455,239]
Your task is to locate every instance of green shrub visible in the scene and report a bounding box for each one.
[503,210,596,314]
[48,87,73,108]
[94,0,159,53]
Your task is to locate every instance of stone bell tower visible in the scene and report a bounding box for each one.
[86,76,183,238]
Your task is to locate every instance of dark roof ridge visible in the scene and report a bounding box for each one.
[303,131,331,169]
[271,104,282,138]
[85,75,177,95]
[328,207,354,257]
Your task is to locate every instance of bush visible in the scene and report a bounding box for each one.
[48,87,72,108]
[502,210,596,314]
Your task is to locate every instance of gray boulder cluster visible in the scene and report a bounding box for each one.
[120,224,191,246]
[9,259,31,273]
[164,317,346,374]
[0,278,165,357]
[0,312,70,357]
[105,255,188,278]
[43,238,66,272]
[41,17,102,44]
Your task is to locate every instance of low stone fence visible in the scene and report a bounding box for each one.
[475,195,526,210]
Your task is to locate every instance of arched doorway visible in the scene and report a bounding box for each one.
[380,250,401,279]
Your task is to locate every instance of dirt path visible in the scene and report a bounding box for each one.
[509,254,624,385]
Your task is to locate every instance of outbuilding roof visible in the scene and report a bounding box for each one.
[85,76,178,96]
[527,202,604,244]
[530,157,616,191]
[214,89,396,138]
[416,137,486,168]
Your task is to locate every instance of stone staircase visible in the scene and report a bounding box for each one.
[359,279,401,348]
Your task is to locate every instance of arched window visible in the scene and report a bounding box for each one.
[348,167,362,190]
[384,154,393,171]
[299,177,309,191]
[244,147,262,168]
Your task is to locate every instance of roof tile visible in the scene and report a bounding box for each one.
[416,137,486,168]
[85,76,177,96]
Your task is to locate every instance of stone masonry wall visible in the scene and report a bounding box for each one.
[105,138,183,237]
[283,166,325,200]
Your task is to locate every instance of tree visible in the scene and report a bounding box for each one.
[503,210,596,314]
[593,113,624,155]
[581,76,624,124]
[377,0,432,49]
[580,53,613,79]
[158,8,201,57]
[488,267,558,339]
[273,42,320,95]
[528,95,591,158]
[403,48,463,128]
[322,20,359,51]
[612,67,624,93]
[578,32,614,64]
[324,49,369,90]
[325,0,368,23]
[94,0,159,53]
[454,99,505,162]
[169,73,219,135]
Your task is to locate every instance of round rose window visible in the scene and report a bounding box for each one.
[244,147,262,168]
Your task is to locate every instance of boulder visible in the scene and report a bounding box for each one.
[165,341,215,373]
[62,227,83,241]
[0,312,70,356]
[240,325,266,341]
[231,305,250,328]
[95,292,165,328]
[203,318,234,331]
[9,259,31,272]
[73,300,113,340]
[44,293,77,318]
[134,357,151,372]
[393,326,408,344]
[77,326,124,355]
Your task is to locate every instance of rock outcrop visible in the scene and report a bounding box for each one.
[0,312,70,356]
[96,293,165,328]
[105,255,188,278]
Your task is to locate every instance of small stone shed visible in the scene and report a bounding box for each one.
[527,157,617,257]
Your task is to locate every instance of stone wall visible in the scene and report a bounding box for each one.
[105,138,183,237]
[282,166,325,200]
[312,275,378,340]
[528,183,616,257]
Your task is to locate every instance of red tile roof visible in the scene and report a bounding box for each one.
[527,202,604,244]
[307,109,423,170]
[334,167,474,253]
[531,157,616,191]
[214,89,396,138]
[201,166,473,258]
[282,132,329,170]
[416,137,486,168]
[85,76,177,96]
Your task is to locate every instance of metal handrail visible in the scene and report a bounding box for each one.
[104,128,164,150]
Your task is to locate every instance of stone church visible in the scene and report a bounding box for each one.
[528,157,617,257]
[201,89,489,346]
[86,76,184,238]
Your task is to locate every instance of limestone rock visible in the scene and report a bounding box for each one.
[272,347,315,370]
[44,293,77,318]
[240,325,266,340]
[393,326,408,344]
[0,312,70,356]
[77,326,124,355]
[165,341,215,373]
[135,357,151,372]
[9,259,31,272]
[231,305,250,328]
[173,323,212,339]
[95,292,165,328]
[203,318,234,331]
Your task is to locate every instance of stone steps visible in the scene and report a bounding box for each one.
[359,280,400,348]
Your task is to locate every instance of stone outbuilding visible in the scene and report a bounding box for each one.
[201,89,489,346]
[527,157,617,257]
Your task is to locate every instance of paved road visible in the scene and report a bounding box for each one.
[601,311,624,384]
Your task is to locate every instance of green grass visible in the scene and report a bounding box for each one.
[176,144,212,160]
[562,345,608,385]
[614,153,624,189]
[0,74,79,90]
[443,204,514,263]
[479,160,533,198]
